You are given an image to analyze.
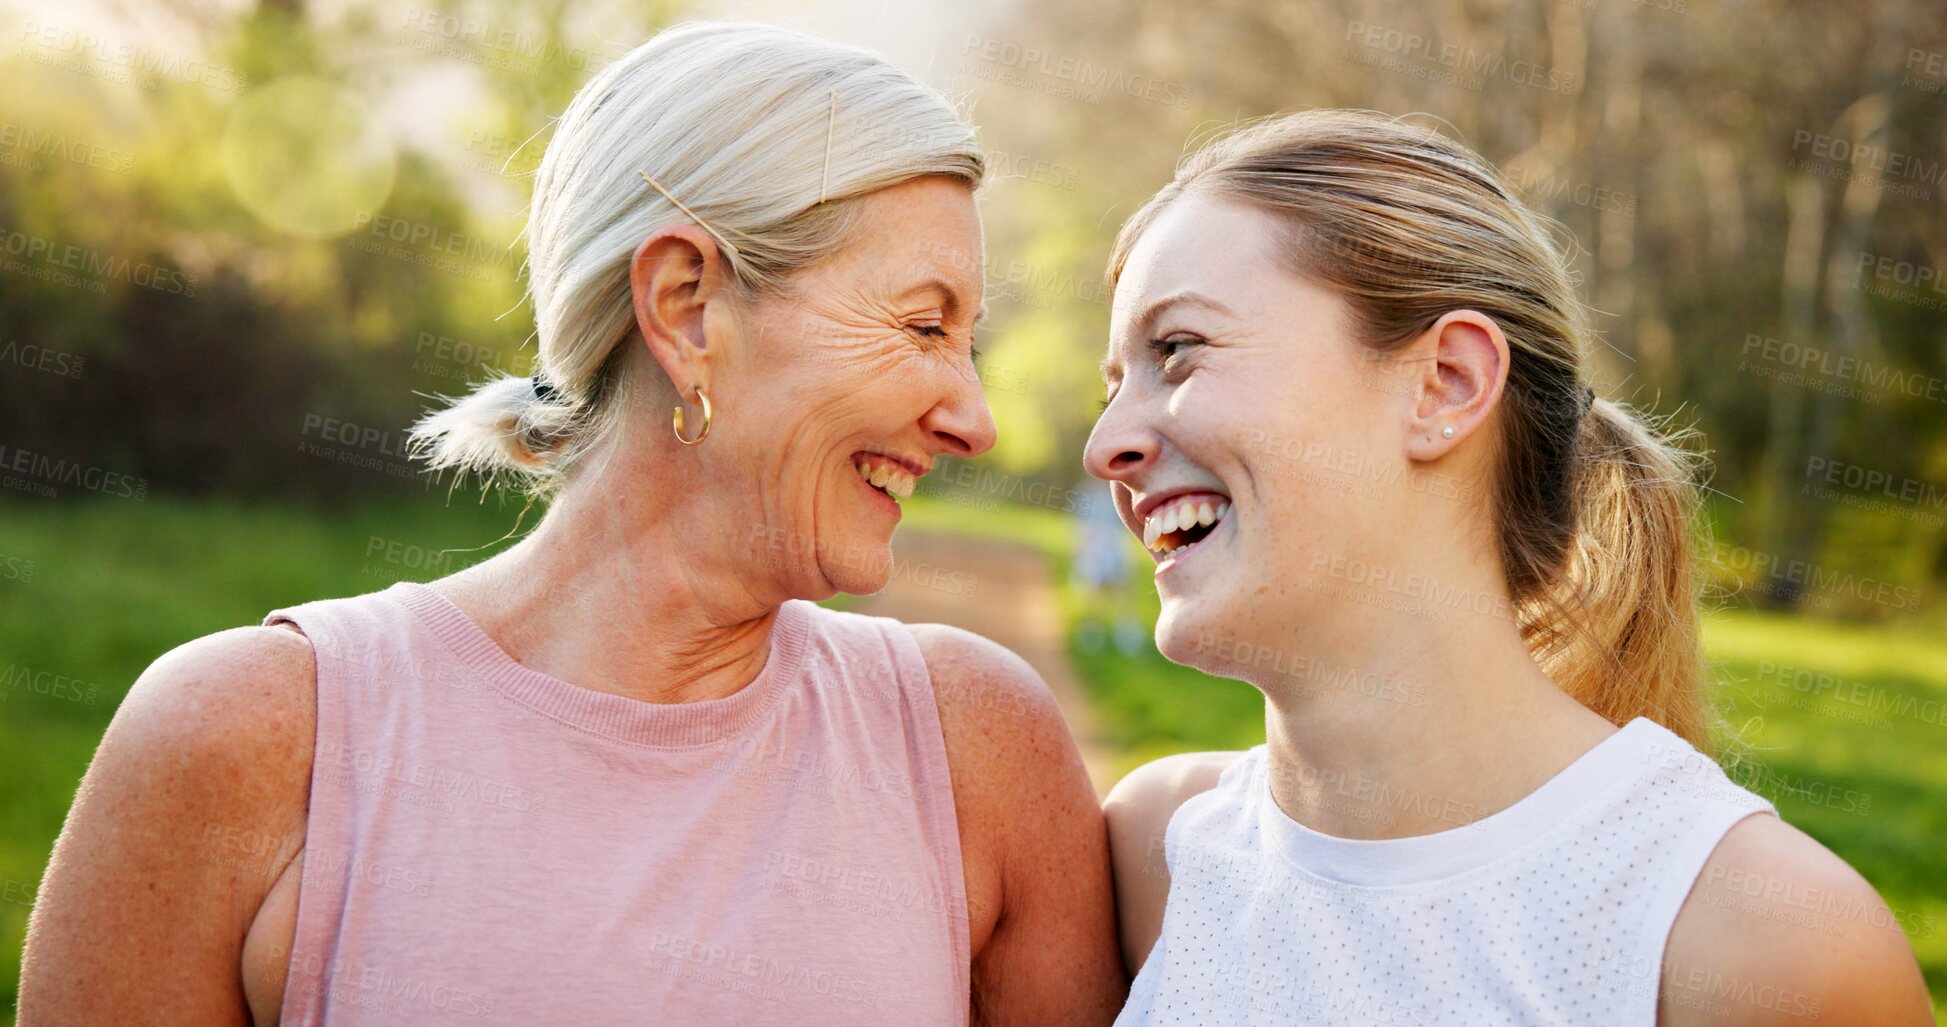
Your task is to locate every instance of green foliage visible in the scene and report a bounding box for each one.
[965,0,1947,615]
[0,1,671,505]
[5,0,1941,611]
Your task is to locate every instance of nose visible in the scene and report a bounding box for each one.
[920,372,998,459]
[1083,390,1159,483]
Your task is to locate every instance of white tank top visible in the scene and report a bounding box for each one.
[1116,718,1774,1026]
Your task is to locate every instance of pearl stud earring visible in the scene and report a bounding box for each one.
[1441,427,1455,438]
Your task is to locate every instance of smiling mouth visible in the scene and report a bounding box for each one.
[853,453,919,501]
[1141,493,1230,557]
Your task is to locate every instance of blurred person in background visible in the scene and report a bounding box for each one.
[20,21,1122,1026]
[1072,482,1147,657]
[1089,110,1932,1025]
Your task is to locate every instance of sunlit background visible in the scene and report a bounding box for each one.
[2,0,1944,1019]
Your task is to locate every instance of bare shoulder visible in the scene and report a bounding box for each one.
[53,624,321,840]
[907,622,1125,1022]
[906,621,1088,840]
[907,623,1087,815]
[116,624,318,753]
[1660,813,1932,1026]
[20,625,319,1021]
[1103,751,1242,975]
[906,620,1098,845]
[907,621,1058,724]
[1105,750,1241,825]
[100,624,321,804]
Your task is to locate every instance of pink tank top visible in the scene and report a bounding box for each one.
[263,581,970,1026]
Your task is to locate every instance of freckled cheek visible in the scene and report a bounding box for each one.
[1166,380,1259,477]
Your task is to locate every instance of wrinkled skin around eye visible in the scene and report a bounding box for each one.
[700,175,996,600]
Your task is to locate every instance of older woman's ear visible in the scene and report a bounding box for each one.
[629,223,733,393]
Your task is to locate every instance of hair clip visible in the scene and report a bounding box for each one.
[639,171,743,259]
[820,90,837,204]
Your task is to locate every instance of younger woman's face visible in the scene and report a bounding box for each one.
[1084,192,1422,678]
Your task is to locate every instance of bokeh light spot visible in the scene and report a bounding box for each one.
[221,76,396,239]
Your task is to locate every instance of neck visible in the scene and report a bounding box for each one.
[438,473,788,706]
[1250,568,1616,841]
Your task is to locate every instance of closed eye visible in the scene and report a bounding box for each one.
[910,324,982,383]
[1150,333,1202,361]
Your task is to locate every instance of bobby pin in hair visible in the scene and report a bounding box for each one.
[820,90,837,204]
[638,171,744,259]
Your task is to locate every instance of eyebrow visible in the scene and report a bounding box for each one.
[900,276,984,326]
[1097,290,1234,383]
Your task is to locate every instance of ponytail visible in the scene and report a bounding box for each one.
[408,372,583,486]
[1522,398,1712,752]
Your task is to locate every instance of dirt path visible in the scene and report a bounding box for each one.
[853,529,1116,796]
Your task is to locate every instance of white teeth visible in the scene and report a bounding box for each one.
[1141,495,1233,554]
[855,459,918,499]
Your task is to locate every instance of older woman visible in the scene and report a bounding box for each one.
[20,22,1123,1026]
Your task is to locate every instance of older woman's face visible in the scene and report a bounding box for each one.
[724,175,993,597]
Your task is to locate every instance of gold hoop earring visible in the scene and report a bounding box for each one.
[673,387,713,446]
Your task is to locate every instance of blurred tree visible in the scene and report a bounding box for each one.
[0,0,676,503]
[1,0,1940,612]
[953,0,1946,615]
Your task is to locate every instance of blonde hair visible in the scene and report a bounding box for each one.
[1111,110,1711,750]
[412,21,984,486]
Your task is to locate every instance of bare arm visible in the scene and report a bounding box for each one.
[1659,814,1933,1026]
[913,623,1126,1027]
[19,626,316,1026]
[1101,752,1236,976]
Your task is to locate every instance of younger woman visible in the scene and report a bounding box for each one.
[1088,110,1931,1025]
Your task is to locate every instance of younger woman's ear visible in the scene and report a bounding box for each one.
[1403,309,1510,461]
[628,223,730,395]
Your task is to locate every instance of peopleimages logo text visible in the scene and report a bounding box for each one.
[961,36,1193,107]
